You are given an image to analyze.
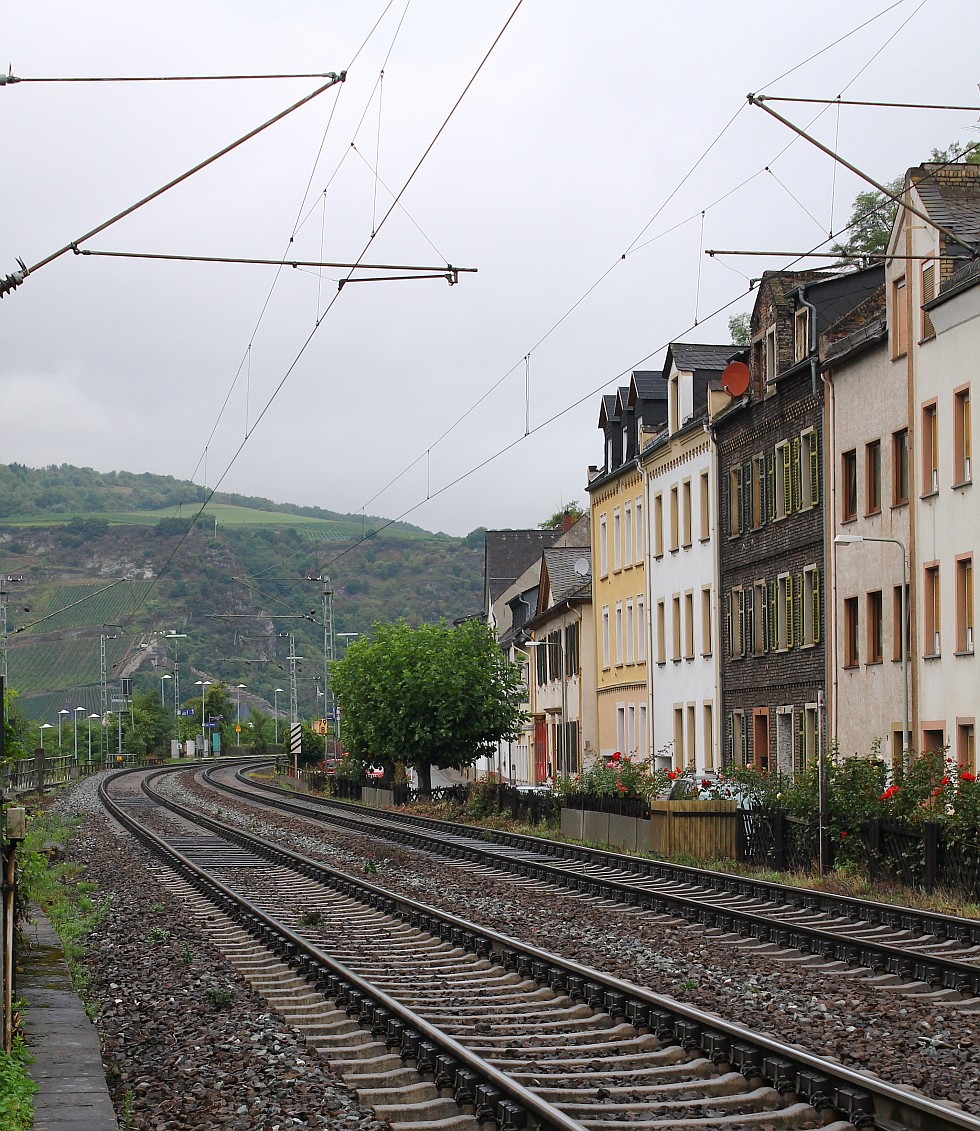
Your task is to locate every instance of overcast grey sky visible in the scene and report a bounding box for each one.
[2,1,978,536]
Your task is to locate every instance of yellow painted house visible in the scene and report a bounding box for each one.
[587,373,667,762]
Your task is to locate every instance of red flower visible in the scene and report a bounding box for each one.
[933,787,942,798]
[961,771,976,782]
[617,783,626,793]
[611,750,622,762]
[941,776,950,786]
[880,784,899,801]
[667,770,678,780]
[840,830,848,838]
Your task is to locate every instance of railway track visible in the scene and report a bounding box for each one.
[199,762,980,1001]
[100,764,980,1131]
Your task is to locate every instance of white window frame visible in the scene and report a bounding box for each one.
[615,601,624,665]
[601,605,610,668]
[599,513,608,577]
[625,597,634,663]
[613,508,622,571]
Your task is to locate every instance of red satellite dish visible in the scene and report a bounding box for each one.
[721,361,751,397]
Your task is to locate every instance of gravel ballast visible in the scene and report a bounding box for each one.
[47,769,980,1124]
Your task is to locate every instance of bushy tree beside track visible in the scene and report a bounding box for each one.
[330,620,526,792]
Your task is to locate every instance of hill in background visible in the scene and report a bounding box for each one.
[0,463,485,723]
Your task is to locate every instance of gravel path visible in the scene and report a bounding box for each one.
[47,770,980,1125]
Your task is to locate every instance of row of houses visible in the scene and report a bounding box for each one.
[483,160,980,783]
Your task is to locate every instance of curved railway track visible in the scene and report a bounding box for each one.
[100,764,980,1131]
[202,762,980,1000]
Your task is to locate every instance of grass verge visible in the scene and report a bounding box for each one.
[0,1034,37,1131]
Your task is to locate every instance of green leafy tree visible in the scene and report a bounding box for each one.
[727,312,750,346]
[833,141,980,262]
[330,620,526,792]
[540,503,585,529]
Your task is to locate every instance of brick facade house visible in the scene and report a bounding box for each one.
[713,266,883,774]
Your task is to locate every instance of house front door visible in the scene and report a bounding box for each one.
[534,715,548,783]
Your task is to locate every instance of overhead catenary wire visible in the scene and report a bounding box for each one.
[118,1,525,632]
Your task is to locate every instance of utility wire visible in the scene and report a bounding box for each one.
[119,2,525,631]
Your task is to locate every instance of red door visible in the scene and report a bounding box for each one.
[534,716,548,784]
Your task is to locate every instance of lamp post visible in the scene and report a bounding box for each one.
[58,708,69,751]
[236,683,246,737]
[87,713,99,766]
[274,688,284,746]
[73,706,85,769]
[160,672,171,707]
[195,680,211,757]
[834,534,910,772]
[525,635,567,781]
[39,722,54,751]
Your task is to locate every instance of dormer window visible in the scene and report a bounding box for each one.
[765,327,778,384]
[669,374,679,432]
[623,424,629,460]
[794,308,809,363]
[606,435,614,470]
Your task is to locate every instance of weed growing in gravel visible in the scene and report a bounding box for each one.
[681,979,698,990]
[204,985,236,1009]
[363,858,379,876]
[17,813,109,1004]
[179,943,194,965]
[298,910,324,928]
[146,926,171,945]
[120,1089,135,1131]
[0,1034,37,1131]
[147,902,165,914]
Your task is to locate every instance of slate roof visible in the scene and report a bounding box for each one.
[598,393,619,427]
[823,315,887,364]
[629,369,667,402]
[669,343,737,372]
[933,255,980,304]
[912,164,980,248]
[542,546,592,604]
[484,529,562,607]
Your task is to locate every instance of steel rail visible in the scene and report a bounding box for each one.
[129,763,980,1131]
[216,766,980,997]
[244,765,980,946]
[99,767,586,1131]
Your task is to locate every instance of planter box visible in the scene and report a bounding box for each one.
[560,807,586,841]
[560,807,647,854]
[362,786,394,808]
[649,799,737,859]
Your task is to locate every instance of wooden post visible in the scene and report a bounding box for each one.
[923,822,939,892]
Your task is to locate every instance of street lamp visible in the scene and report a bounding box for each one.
[834,534,910,772]
[73,706,85,769]
[195,680,211,757]
[160,672,171,707]
[58,708,69,751]
[236,683,246,737]
[39,722,54,751]
[87,713,99,766]
[274,688,284,746]
[525,636,568,781]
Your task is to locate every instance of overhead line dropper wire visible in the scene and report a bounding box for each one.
[131,1,913,612]
[321,133,980,578]
[172,0,406,519]
[119,2,525,630]
[355,0,932,519]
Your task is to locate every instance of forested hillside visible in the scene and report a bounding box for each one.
[0,466,484,722]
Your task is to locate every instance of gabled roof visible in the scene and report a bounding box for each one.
[598,393,619,428]
[911,163,980,248]
[614,385,631,416]
[668,343,736,372]
[628,369,667,404]
[541,546,592,607]
[484,528,563,607]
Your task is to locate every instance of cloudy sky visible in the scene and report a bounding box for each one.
[2,1,978,536]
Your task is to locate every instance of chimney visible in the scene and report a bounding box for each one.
[562,512,577,533]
